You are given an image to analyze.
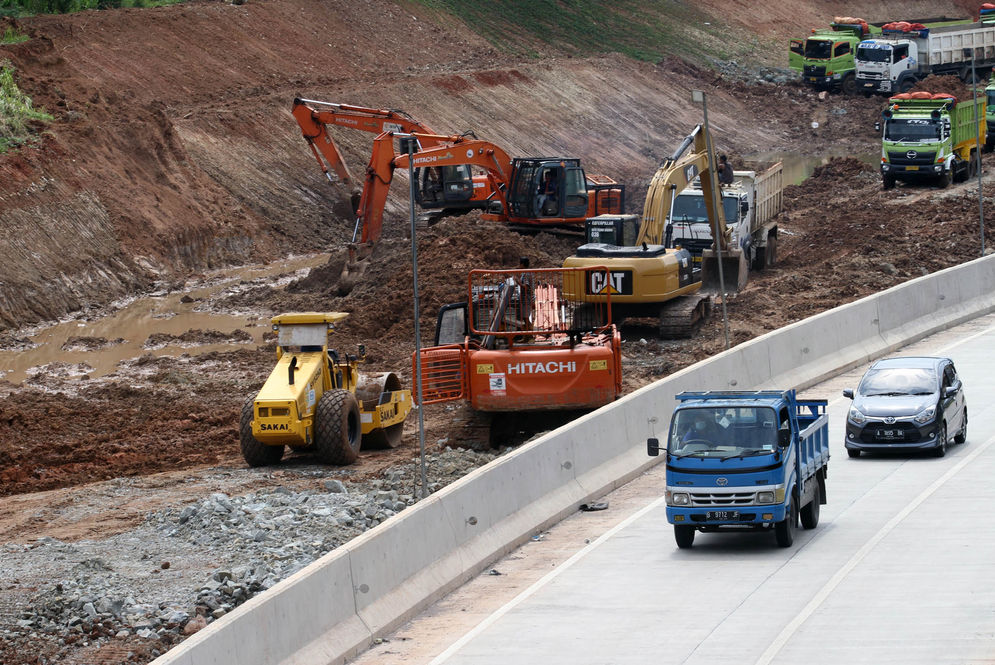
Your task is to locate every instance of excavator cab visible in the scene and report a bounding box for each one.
[507,158,589,220]
[416,165,475,207]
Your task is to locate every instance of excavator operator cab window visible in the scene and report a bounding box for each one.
[418,165,472,206]
[536,167,561,216]
[562,167,588,218]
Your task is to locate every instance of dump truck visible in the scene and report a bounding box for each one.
[856,21,995,95]
[669,164,784,272]
[648,390,830,549]
[791,16,967,94]
[878,93,986,188]
[240,312,413,466]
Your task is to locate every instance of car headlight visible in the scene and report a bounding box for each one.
[667,492,690,506]
[848,406,866,425]
[756,491,775,505]
[914,406,936,424]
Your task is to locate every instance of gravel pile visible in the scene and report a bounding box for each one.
[1,447,500,664]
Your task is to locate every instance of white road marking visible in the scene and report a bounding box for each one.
[753,431,995,665]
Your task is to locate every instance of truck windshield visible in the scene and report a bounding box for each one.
[804,39,832,59]
[671,194,739,224]
[885,118,941,142]
[987,90,995,109]
[857,45,890,63]
[668,406,779,457]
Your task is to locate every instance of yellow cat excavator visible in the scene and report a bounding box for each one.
[562,124,747,337]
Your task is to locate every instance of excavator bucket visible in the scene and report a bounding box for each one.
[700,248,748,294]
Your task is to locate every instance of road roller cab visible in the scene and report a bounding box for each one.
[240,312,413,467]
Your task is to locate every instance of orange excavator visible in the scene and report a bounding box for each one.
[414,266,622,446]
[358,130,625,243]
[291,98,492,241]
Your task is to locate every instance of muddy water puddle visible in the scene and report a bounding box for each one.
[0,253,329,385]
[745,150,879,185]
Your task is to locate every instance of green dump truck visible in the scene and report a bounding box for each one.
[879,94,986,189]
[791,16,968,94]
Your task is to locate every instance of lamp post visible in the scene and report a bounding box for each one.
[691,89,731,350]
[401,134,430,499]
[965,47,986,256]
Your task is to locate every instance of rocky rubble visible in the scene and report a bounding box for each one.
[1,447,499,663]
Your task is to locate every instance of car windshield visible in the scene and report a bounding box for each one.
[857,46,890,63]
[804,39,832,59]
[858,367,936,396]
[668,406,779,458]
[885,118,941,142]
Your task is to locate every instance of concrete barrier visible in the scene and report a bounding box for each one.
[155,253,995,665]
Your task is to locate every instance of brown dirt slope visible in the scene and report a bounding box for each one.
[0,0,980,329]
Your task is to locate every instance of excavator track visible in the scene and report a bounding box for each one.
[658,294,712,339]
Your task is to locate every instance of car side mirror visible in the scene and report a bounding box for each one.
[778,429,791,448]
[647,437,661,457]
[842,388,854,399]
[943,381,961,398]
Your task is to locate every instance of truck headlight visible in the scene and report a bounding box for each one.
[756,491,775,504]
[882,164,890,172]
[914,406,936,424]
[667,492,690,506]
[848,406,866,425]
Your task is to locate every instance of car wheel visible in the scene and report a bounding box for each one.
[847,448,861,458]
[674,525,695,549]
[933,423,948,458]
[954,410,967,444]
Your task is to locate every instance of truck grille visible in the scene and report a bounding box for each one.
[689,491,757,506]
[803,64,826,77]
[861,71,885,80]
[888,151,936,166]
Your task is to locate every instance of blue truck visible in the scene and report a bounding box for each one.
[648,390,829,548]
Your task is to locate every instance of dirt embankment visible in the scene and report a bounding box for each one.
[0,0,981,329]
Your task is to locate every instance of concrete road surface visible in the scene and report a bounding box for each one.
[353,313,995,665]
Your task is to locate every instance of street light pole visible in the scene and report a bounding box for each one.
[967,47,986,256]
[403,135,429,499]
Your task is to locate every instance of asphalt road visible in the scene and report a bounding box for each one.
[356,312,995,665]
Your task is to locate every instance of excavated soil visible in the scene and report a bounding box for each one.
[1,0,994,663]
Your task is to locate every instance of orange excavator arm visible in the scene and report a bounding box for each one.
[291,98,436,187]
[356,132,514,245]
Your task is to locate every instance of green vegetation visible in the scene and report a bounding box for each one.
[0,0,185,16]
[409,0,737,62]
[0,60,52,153]
[1,26,28,43]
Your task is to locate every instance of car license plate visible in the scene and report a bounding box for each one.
[906,165,919,171]
[706,511,739,520]
[879,429,901,438]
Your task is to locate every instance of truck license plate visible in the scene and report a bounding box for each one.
[906,165,919,171]
[809,77,817,82]
[706,511,739,520]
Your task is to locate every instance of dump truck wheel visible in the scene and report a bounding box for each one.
[800,482,820,529]
[937,170,951,188]
[882,174,896,190]
[774,499,796,547]
[240,397,284,467]
[840,73,858,96]
[764,233,777,267]
[315,389,362,465]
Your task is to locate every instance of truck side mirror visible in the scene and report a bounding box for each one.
[778,429,791,447]
[740,201,749,215]
[647,437,661,457]
[842,388,854,399]
[874,121,881,132]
